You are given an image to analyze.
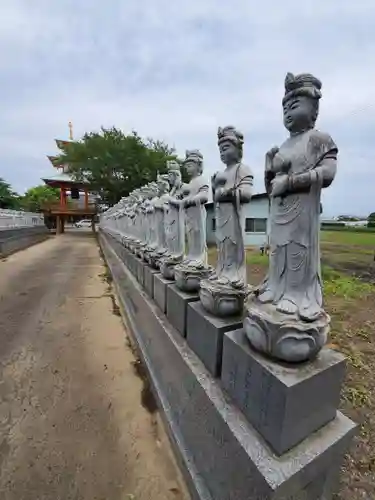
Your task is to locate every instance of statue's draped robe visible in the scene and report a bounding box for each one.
[155,194,169,254]
[184,176,208,266]
[261,129,337,320]
[164,187,184,259]
[215,163,253,286]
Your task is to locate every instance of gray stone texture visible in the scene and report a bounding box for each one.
[221,329,346,455]
[100,232,356,500]
[134,257,144,286]
[137,259,145,286]
[153,273,170,313]
[166,284,199,337]
[245,73,338,363]
[186,301,242,377]
[144,265,158,298]
[0,226,49,258]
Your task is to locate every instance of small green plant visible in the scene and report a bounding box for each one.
[323,265,373,299]
[342,386,371,407]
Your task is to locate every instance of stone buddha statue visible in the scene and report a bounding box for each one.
[200,126,253,317]
[174,150,212,292]
[244,72,338,363]
[149,174,170,268]
[160,160,185,280]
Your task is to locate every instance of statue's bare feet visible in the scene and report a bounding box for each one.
[217,277,229,286]
[276,299,297,315]
[258,289,274,303]
[231,279,244,289]
[299,303,322,322]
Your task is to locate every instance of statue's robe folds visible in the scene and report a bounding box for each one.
[260,129,338,321]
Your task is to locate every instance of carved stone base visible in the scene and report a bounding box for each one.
[143,246,155,263]
[135,243,146,258]
[160,255,183,281]
[244,296,329,363]
[200,279,249,317]
[148,252,160,269]
[174,264,212,293]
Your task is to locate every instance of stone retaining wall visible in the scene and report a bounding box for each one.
[0,226,50,258]
[99,230,356,500]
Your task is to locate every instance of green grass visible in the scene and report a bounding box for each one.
[322,265,373,299]
[321,230,375,246]
[243,249,373,300]
[246,252,269,266]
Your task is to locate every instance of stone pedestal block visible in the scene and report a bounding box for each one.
[154,273,170,313]
[221,328,346,455]
[166,284,199,337]
[144,266,158,298]
[186,301,242,377]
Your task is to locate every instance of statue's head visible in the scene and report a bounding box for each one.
[157,173,170,194]
[166,160,182,187]
[282,73,321,133]
[146,182,158,199]
[183,150,203,179]
[217,126,243,165]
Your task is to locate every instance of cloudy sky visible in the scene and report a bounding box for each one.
[0,0,373,216]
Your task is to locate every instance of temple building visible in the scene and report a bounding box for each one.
[42,125,97,233]
[205,193,269,247]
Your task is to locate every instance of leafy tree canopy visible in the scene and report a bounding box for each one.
[21,185,60,213]
[0,178,21,209]
[368,212,375,221]
[55,127,182,206]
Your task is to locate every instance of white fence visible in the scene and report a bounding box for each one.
[0,209,45,229]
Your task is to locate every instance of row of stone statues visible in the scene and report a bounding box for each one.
[101,72,338,365]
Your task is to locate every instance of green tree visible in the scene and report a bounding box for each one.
[368,212,375,228]
[21,185,60,212]
[55,127,181,206]
[0,178,20,209]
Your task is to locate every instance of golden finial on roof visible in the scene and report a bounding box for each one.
[68,121,73,140]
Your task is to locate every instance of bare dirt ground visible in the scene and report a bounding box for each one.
[0,232,189,500]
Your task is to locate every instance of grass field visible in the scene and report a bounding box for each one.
[208,230,375,499]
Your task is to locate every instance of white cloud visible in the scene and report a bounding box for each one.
[0,0,373,215]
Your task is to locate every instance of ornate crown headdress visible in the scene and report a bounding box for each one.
[166,159,180,172]
[183,149,203,164]
[283,72,322,104]
[217,126,244,147]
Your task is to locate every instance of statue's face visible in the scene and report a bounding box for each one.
[219,140,238,165]
[157,180,169,194]
[168,170,181,187]
[283,95,316,132]
[185,160,199,179]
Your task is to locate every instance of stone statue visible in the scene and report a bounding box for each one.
[143,183,159,263]
[136,184,156,259]
[200,126,253,317]
[149,174,170,268]
[244,72,338,363]
[160,161,185,280]
[174,150,211,292]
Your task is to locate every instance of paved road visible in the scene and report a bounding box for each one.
[0,232,187,500]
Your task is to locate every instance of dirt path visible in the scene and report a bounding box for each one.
[0,232,189,500]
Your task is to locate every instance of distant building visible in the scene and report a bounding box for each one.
[206,193,269,247]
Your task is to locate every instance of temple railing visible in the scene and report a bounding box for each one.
[42,201,97,214]
[0,209,45,229]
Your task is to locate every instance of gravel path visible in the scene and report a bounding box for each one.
[0,232,188,500]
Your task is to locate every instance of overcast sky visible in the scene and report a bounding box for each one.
[0,0,373,216]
